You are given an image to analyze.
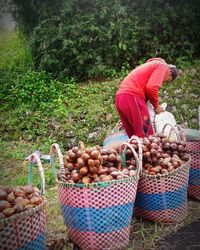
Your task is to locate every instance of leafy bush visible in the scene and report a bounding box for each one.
[7,70,64,110]
[11,0,200,80]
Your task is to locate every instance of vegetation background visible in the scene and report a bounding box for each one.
[0,0,200,249]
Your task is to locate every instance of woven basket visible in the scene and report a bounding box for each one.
[50,140,142,250]
[186,130,200,200]
[134,124,190,224]
[0,153,46,250]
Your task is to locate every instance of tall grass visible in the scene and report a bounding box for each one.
[0,28,33,70]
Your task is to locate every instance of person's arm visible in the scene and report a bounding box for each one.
[145,64,169,109]
[155,105,164,114]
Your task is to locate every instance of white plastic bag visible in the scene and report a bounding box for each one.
[147,102,177,136]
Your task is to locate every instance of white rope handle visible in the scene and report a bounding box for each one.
[121,135,143,174]
[50,143,65,181]
[162,123,182,143]
[29,153,45,194]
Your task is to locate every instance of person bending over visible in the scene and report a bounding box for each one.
[115,57,179,138]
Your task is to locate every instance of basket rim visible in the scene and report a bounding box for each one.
[0,201,46,227]
[186,138,200,142]
[140,155,191,179]
[56,174,139,188]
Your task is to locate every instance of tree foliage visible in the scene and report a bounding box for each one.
[9,0,200,80]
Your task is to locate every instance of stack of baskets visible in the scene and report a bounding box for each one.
[50,140,142,250]
[0,152,46,250]
[185,129,200,200]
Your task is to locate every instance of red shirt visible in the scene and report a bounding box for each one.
[116,58,169,108]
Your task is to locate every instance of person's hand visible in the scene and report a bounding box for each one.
[155,105,164,114]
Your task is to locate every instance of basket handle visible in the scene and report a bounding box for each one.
[50,143,65,182]
[120,135,143,174]
[162,123,183,143]
[28,152,45,194]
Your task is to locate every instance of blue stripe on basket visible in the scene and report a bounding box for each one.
[189,169,200,186]
[18,231,46,250]
[103,133,128,146]
[135,184,188,211]
[61,202,134,233]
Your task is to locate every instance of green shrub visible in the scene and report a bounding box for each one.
[7,70,62,109]
[11,0,200,80]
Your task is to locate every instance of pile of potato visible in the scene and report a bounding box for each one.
[127,133,190,175]
[0,185,44,219]
[58,145,137,184]
[58,133,190,184]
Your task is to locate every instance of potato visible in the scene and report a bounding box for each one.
[2,207,16,217]
[7,192,15,203]
[80,166,88,176]
[14,204,24,213]
[25,204,36,210]
[90,149,99,159]
[110,171,120,179]
[108,153,116,162]
[101,175,113,182]
[81,153,90,162]
[0,189,7,200]
[14,197,30,207]
[0,200,12,212]
[76,158,85,168]
[82,176,91,184]
[0,212,6,219]
[23,184,34,195]
[87,159,95,168]
[30,197,42,205]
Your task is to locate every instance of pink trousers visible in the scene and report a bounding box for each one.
[115,93,154,138]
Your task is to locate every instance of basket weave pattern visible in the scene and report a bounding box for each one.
[187,139,200,200]
[0,202,46,250]
[134,161,190,223]
[58,179,138,250]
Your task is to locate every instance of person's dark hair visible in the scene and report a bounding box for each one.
[168,64,179,81]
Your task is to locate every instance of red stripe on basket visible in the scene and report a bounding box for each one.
[190,156,200,169]
[68,226,130,250]
[188,185,200,200]
[137,173,189,194]
[14,219,20,248]
[58,181,138,208]
[83,188,94,249]
[134,203,188,223]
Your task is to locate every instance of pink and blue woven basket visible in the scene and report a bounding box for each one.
[134,160,190,223]
[134,124,191,223]
[0,152,46,250]
[186,129,200,200]
[50,140,142,250]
